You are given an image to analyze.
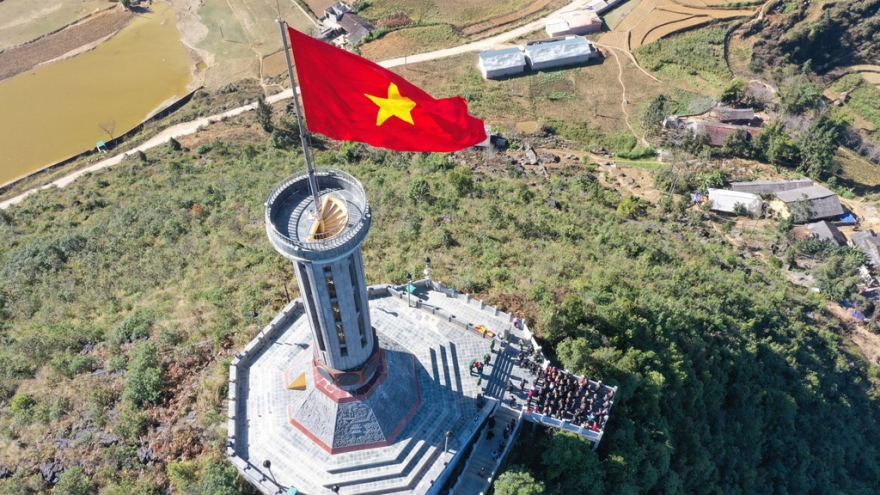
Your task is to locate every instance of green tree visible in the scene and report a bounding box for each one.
[448,165,474,197]
[54,466,91,495]
[642,94,667,136]
[407,177,431,204]
[754,122,798,165]
[796,114,845,178]
[721,129,754,158]
[255,95,273,133]
[123,342,163,407]
[189,461,242,495]
[720,79,745,105]
[779,77,821,114]
[494,466,545,495]
[541,431,604,495]
[168,137,183,152]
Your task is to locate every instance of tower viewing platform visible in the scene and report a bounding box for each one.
[265,168,371,263]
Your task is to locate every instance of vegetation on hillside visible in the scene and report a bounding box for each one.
[635,26,732,89]
[1,127,879,493]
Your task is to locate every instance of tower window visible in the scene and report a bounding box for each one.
[326,276,337,299]
[358,316,367,347]
[299,264,325,351]
[336,324,346,345]
[348,258,359,287]
[331,301,342,322]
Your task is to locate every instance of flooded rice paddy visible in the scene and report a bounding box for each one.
[0,2,192,186]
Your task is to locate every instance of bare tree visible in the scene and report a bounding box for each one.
[97,120,116,140]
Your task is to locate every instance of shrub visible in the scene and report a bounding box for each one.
[54,466,91,495]
[122,342,163,407]
[189,461,243,495]
[110,311,153,346]
[66,355,100,377]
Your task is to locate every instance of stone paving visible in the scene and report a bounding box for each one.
[233,285,505,495]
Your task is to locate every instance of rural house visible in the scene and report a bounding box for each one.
[524,37,598,71]
[730,178,813,194]
[545,9,602,37]
[807,221,847,246]
[769,185,844,223]
[318,2,374,45]
[851,230,880,267]
[707,188,762,215]
[478,47,527,79]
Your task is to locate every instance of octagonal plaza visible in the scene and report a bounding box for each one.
[228,281,524,495]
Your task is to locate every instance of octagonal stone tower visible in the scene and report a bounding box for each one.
[266,168,377,388]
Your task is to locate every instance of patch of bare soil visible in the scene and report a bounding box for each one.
[0,7,134,82]
[827,303,880,367]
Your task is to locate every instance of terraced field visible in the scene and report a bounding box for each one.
[599,0,759,50]
[851,65,880,88]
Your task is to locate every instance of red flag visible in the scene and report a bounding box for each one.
[287,27,486,152]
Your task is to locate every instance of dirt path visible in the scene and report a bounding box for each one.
[600,46,649,146]
[0,7,134,82]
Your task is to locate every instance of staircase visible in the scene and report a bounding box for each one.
[451,405,521,495]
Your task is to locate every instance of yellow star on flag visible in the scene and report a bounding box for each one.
[365,83,416,126]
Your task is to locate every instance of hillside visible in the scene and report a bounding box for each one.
[1,109,880,493]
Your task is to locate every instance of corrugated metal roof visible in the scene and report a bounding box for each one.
[714,108,758,122]
[775,185,838,202]
[807,221,847,246]
[730,178,813,194]
[851,230,880,266]
[776,186,843,221]
[524,37,596,64]
[478,47,526,70]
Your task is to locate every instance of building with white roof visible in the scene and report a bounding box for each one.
[524,37,598,71]
[477,47,527,79]
[707,188,762,215]
[545,9,602,37]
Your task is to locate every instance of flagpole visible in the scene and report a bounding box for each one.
[278,19,322,215]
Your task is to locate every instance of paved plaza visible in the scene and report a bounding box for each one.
[229,282,522,495]
[229,280,613,495]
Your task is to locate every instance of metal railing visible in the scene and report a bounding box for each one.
[265,168,372,256]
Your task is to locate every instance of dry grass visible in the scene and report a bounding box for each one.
[603,0,643,30]
[837,147,880,190]
[630,11,693,47]
[360,25,466,60]
[358,0,538,27]
[0,0,112,50]
[195,0,314,87]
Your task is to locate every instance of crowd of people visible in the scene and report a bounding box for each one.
[514,343,614,434]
